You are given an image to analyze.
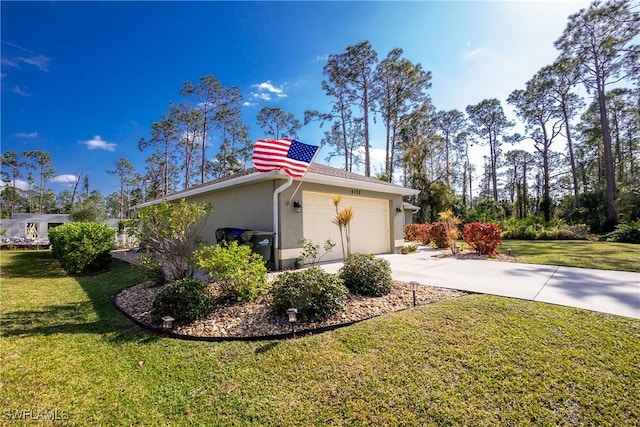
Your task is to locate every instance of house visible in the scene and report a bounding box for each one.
[0,213,70,247]
[136,164,420,270]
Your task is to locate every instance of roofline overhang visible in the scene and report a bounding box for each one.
[134,169,419,209]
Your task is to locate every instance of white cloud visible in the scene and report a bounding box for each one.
[243,101,258,107]
[15,131,38,138]
[12,85,30,96]
[252,81,283,94]
[0,179,29,191]
[50,174,79,185]
[1,40,50,72]
[252,92,272,101]
[461,48,483,60]
[249,80,288,103]
[81,135,116,151]
[18,55,50,72]
[1,56,19,69]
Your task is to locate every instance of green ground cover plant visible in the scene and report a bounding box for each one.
[1,250,638,425]
[504,240,640,272]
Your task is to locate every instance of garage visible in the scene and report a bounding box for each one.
[302,191,390,262]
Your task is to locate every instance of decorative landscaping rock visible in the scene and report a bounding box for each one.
[115,280,466,339]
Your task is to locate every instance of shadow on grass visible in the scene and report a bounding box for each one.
[0,250,67,279]
[1,251,158,343]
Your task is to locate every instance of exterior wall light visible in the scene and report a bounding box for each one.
[293,201,302,213]
[286,308,298,338]
[161,316,175,330]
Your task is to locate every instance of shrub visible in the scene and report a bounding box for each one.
[194,241,268,302]
[271,267,348,322]
[463,222,502,255]
[428,223,451,249]
[404,223,431,244]
[136,199,211,280]
[339,253,393,297]
[298,238,336,266]
[501,218,595,241]
[151,277,214,323]
[404,223,420,241]
[49,222,115,275]
[438,210,462,254]
[604,222,640,244]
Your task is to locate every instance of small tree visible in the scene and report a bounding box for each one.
[332,195,354,259]
[136,198,211,280]
[438,209,462,255]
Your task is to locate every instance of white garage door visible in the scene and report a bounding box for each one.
[302,191,390,262]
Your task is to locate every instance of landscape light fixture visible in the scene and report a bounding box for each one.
[410,281,419,307]
[161,316,175,330]
[286,308,298,338]
[508,247,512,256]
[293,201,302,213]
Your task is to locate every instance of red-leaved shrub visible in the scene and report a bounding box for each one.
[463,222,502,255]
[404,223,431,244]
[428,223,451,248]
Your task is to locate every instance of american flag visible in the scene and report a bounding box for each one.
[253,138,319,178]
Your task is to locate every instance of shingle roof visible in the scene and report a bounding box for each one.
[137,163,417,208]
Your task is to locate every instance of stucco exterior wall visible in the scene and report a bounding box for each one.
[187,181,275,245]
[276,180,405,268]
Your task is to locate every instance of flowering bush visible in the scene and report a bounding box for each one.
[463,222,502,255]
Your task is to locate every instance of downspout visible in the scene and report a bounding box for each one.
[273,175,293,270]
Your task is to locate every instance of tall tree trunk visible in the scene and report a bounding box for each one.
[596,82,618,226]
[363,85,371,177]
[561,102,580,201]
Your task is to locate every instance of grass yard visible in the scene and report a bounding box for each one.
[1,250,639,425]
[502,239,640,272]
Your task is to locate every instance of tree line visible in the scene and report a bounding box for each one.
[1,0,638,232]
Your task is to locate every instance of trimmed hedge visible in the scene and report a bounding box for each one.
[463,222,502,255]
[339,253,393,297]
[271,267,348,322]
[404,223,431,244]
[49,222,115,275]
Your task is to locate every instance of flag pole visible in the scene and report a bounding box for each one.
[288,145,321,204]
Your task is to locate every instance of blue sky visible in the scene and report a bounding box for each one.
[1,0,591,196]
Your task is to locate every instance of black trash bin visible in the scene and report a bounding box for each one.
[241,230,275,270]
[215,227,247,244]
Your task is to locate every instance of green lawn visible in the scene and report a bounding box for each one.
[1,250,639,425]
[502,239,640,272]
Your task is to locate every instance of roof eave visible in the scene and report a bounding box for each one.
[134,170,281,209]
[134,169,419,209]
[303,172,420,196]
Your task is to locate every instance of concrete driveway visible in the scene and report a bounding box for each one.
[319,250,640,319]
